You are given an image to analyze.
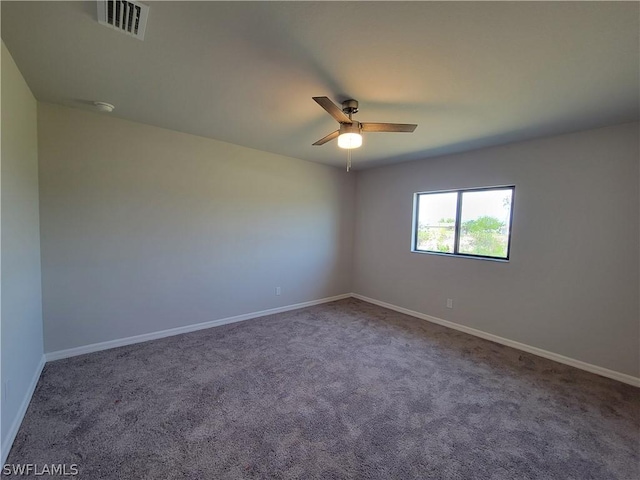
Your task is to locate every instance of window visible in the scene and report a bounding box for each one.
[413,186,514,260]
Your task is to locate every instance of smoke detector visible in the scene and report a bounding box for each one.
[97,0,149,41]
[94,102,115,113]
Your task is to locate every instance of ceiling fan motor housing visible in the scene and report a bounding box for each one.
[339,121,361,135]
[342,99,359,115]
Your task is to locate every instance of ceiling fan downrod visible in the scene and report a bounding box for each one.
[342,99,359,119]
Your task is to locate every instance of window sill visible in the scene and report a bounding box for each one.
[411,250,509,263]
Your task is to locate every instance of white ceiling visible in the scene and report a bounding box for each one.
[2,1,638,169]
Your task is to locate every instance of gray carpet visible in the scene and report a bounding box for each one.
[5,299,639,479]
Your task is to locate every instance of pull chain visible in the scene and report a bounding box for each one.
[345,110,354,172]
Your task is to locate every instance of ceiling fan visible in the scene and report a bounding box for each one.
[312,96,418,150]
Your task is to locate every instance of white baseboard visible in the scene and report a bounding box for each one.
[1,354,46,465]
[45,293,352,362]
[45,291,640,386]
[351,293,640,388]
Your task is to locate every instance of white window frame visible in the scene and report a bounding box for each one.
[411,185,515,261]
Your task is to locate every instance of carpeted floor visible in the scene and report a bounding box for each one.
[5,299,639,479]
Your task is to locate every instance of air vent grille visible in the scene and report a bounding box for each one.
[97,0,149,40]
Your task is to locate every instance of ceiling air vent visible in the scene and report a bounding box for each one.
[97,0,149,41]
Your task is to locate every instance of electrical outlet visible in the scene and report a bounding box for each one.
[275,286,281,296]
[446,298,453,309]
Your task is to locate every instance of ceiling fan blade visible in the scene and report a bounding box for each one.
[313,97,352,124]
[361,123,418,133]
[312,130,339,146]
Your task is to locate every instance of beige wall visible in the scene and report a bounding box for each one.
[1,42,43,453]
[21,94,640,379]
[353,123,640,377]
[38,103,354,352]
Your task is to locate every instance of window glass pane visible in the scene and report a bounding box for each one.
[458,189,513,258]
[416,192,458,253]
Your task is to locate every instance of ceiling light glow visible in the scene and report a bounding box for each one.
[338,122,362,149]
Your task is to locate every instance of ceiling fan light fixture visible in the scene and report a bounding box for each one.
[338,122,362,149]
[338,133,362,149]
